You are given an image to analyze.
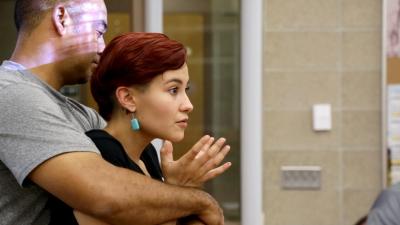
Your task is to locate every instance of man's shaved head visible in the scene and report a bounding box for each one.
[14,0,76,33]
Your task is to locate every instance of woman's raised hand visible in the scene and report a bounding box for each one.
[160,135,231,188]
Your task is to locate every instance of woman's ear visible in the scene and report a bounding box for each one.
[52,4,69,36]
[115,87,137,112]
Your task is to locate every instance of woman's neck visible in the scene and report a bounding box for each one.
[104,116,152,164]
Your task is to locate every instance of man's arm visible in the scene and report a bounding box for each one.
[29,151,223,225]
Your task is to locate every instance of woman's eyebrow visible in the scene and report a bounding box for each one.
[164,78,183,84]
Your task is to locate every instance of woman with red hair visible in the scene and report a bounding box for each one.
[50,32,231,225]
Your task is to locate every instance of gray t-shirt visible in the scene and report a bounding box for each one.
[367,182,400,225]
[0,60,106,225]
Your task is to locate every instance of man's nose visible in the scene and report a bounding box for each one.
[98,38,106,53]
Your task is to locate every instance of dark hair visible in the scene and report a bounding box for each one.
[91,32,187,121]
[15,0,60,32]
[14,0,84,33]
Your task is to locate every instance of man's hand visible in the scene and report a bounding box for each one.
[197,192,225,225]
[160,135,231,188]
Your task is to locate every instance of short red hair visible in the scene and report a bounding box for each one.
[91,32,187,120]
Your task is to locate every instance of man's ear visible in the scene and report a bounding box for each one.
[52,5,69,36]
[115,87,137,113]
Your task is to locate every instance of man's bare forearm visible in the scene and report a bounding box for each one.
[96,167,218,225]
[29,152,222,225]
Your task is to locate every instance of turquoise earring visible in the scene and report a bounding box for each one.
[130,112,140,131]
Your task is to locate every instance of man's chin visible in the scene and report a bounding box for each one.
[77,78,89,85]
[71,75,90,85]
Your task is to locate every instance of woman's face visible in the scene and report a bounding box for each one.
[134,63,193,142]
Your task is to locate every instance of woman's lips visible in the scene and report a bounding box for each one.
[176,119,188,128]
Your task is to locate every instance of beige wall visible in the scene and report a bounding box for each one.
[262,0,382,225]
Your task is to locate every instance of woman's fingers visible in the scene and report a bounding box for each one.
[194,137,226,167]
[181,135,211,162]
[160,140,174,165]
[163,135,232,188]
[195,145,231,179]
[201,162,232,182]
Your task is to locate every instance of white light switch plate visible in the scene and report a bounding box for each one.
[312,104,332,131]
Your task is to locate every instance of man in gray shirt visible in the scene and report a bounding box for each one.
[367,182,400,225]
[0,0,227,224]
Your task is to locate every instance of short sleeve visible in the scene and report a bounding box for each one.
[367,189,400,225]
[0,83,99,186]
